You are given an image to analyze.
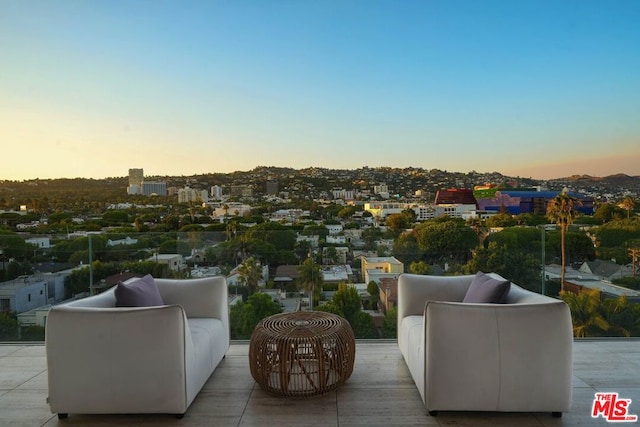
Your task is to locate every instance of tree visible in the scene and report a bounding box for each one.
[385,209,415,236]
[323,246,338,265]
[327,284,361,325]
[297,257,323,310]
[245,221,297,251]
[392,233,421,266]
[352,311,377,338]
[409,260,431,275]
[413,218,479,264]
[545,230,595,265]
[382,307,397,338]
[560,289,609,337]
[317,284,375,338]
[485,212,516,228]
[601,296,635,337]
[547,191,580,292]
[0,312,19,340]
[229,293,282,339]
[464,241,539,292]
[237,257,263,295]
[294,239,312,262]
[621,196,635,220]
[594,203,624,222]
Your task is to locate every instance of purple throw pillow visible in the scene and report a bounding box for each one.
[115,274,165,307]
[462,272,510,304]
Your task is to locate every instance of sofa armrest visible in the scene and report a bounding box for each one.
[46,304,192,414]
[424,300,572,412]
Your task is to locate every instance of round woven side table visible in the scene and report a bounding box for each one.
[249,311,355,397]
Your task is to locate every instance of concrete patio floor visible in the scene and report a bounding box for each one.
[0,340,639,426]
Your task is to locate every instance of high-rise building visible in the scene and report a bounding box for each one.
[142,181,167,196]
[211,185,223,200]
[127,168,144,195]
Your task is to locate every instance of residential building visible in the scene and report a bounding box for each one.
[146,254,186,272]
[579,260,634,281]
[296,234,319,249]
[325,224,343,235]
[320,265,353,285]
[364,202,412,220]
[107,237,138,247]
[545,264,640,302]
[326,235,347,245]
[205,202,252,218]
[270,209,309,222]
[434,203,477,219]
[361,256,404,285]
[0,277,48,314]
[230,185,253,198]
[332,189,355,200]
[25,237,50,249]
[374,183,389,199]
[178,187,209,203]
[378,277,398,313]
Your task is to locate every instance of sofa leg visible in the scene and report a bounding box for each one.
[552,412,562,418]
[175,413,185,419]
[57,413,68,419]
[428,410,438,416]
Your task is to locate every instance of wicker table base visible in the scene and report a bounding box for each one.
[249,311,355,397]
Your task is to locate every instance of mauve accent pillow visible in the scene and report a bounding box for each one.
[115,274,165,307]
[462,272,510,304]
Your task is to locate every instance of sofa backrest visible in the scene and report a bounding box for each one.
[60,287,117,308]
[504,283,559,305]
[397,274,473,320]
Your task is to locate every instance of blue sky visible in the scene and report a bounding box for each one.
[1,0,639,180]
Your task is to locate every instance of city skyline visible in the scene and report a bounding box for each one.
[1,1,639,181]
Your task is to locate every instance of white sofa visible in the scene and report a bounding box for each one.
[397,273,573,417]
[46,276,229,419]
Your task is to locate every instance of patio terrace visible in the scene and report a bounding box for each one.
[1,340,638,427]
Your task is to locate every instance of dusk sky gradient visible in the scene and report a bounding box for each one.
[1,0,639,180]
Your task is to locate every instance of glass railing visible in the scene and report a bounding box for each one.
[1,221,639,342]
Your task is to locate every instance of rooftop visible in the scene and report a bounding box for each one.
[1,339,638,426]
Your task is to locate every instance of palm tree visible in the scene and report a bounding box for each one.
[237,257,263,295]
[560,289,609,337]
[298,257,323,310]
[621,196,635,219]
[547,190,579,292]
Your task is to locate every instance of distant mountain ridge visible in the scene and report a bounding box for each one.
[559,173,637,181]
[1,168,638,203]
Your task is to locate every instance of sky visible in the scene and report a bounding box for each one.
[1,0,639,181]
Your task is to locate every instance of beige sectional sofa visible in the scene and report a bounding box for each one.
[397,272,573,417]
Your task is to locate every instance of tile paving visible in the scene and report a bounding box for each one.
[0,340,638,426]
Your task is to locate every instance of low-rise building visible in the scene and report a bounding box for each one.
[0,277,48,314]
[361,256,404,285]
[146,254,186,272]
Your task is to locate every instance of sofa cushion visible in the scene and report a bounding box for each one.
[462,271,510,303]
[115,274,165,307]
